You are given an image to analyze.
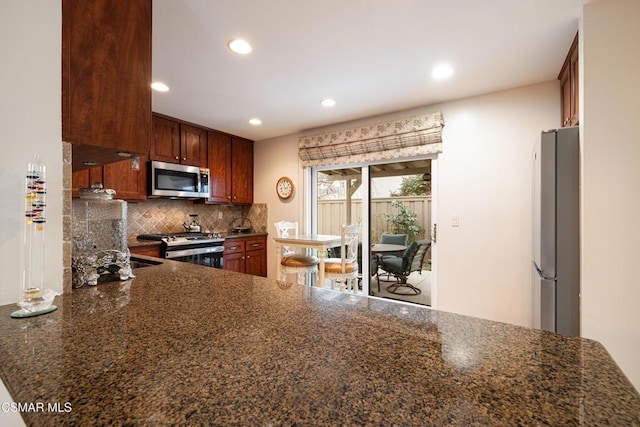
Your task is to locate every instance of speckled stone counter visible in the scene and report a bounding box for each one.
[126,238,162,249]
[223,231,268,239]
[1,259,639,426]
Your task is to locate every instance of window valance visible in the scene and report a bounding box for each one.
[298,111,444,167]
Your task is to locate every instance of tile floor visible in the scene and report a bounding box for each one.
[368,270,431,306]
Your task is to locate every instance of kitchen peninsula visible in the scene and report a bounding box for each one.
[0,260,638,425]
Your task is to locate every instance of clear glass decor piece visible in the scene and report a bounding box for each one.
[16,153,58,315]
[72,197,133,288]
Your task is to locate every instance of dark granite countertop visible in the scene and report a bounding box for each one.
[1,258,639,426]
[127,238,162,248]
[222,231,268,239]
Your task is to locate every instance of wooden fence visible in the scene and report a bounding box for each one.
[317,196,431,243]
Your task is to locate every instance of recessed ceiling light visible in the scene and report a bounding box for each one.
[249,118,262,125]
[151,81,169,92]
[432,64,454,80]
[228,39,252,55]
[321,98,336,107]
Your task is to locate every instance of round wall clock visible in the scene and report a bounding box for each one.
[276,176,294,199]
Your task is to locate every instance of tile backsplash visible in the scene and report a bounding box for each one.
[127,200,267,237]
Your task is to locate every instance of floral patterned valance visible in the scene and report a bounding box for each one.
[298,111,444,167]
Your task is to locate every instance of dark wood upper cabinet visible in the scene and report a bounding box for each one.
[207,131,232,203]
[150,114,207,167]
[150,115,180,163]
[207,132,253,204]
[180,124,208,167]
[231,137,254,204]
[559,32,579,127]
[71,166,103,198]
[63,0,152,170]
[102,156,148,201]
[71,157,147,201]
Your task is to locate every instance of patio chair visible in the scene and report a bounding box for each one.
[324,224,361,293]
[377,239,431,295]
[380,233,408,247]
[376,233,409,283]
[274,221,319,285]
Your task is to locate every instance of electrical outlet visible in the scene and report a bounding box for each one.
[218,211,223,220]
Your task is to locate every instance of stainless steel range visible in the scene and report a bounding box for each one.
[137,232,224,268]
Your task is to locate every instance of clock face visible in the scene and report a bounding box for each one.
[276,177,294,199]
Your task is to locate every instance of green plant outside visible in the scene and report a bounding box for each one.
[384,200,422,242]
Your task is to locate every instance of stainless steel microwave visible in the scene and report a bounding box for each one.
[148,161,209,199]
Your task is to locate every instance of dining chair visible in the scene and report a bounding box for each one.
[377,239,431,295]
[324,224,361,293]
[274,221,319,285]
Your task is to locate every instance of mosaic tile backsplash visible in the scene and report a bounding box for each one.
[126,200,267,237]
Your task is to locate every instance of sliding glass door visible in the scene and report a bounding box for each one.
[368,160,432,306]
[313,166,370,293]
[311,158,433,304]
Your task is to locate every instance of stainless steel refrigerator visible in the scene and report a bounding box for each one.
[532,126,580,336]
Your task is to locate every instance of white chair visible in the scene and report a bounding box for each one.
[274,221,319,285]
[324,224,361,293]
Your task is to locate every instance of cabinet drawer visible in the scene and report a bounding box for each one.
[224,239,245,254]
[129,244,161,258]
[245,237,265,252]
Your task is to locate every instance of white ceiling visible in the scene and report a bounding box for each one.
[152,0,587,142]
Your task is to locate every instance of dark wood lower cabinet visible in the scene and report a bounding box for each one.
[223,236,267,277]
[129,244,161,258]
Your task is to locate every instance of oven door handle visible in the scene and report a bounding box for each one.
[165,246,224,258]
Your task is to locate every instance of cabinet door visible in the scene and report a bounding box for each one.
[568,45,579,126]
[558,33,579,127]
[180,124,207,167]
[223,252,245,273]
[103,156,147,201]
[559,67,571,127]
[207,131,233,203]
[245,250,266,277]
[72,166,103,198]
[151,115,180,163]
[231,137,254,204]
[62,0,151,153]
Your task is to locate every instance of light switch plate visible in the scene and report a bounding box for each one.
[451,215,459,227]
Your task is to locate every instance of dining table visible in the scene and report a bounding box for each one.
[273,234,343,286]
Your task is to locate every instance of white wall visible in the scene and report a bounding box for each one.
[0,1,63,305]
[582,0,640,391]
[253,134,306,280]
[254,81,560,328]
[435,82,559,326]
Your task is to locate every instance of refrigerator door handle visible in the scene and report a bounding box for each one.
[533,260,556,281]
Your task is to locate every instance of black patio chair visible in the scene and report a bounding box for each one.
[377,239,431,295]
